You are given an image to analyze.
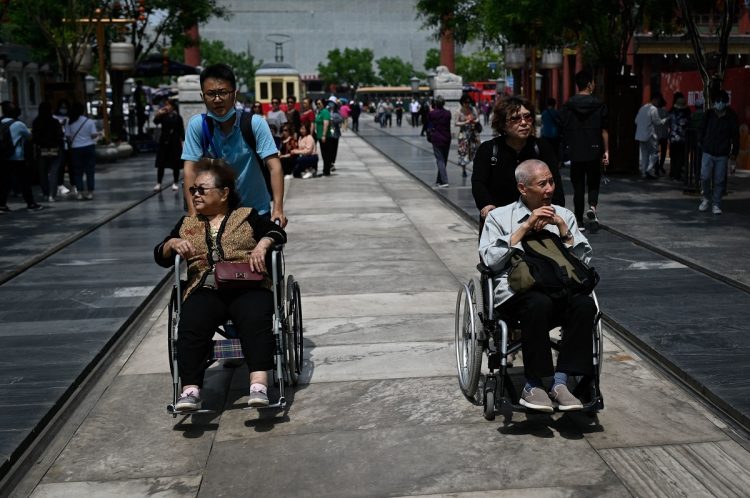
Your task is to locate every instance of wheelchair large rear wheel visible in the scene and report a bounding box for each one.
[454,277,484,399]
[285,275,303,385]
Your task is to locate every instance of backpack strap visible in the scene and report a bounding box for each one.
[239,112,273,196]
[200,114,220,158]
[490,137,500,165]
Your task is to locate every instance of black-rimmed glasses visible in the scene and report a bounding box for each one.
[189,186,223,196]
[203,90,233,101]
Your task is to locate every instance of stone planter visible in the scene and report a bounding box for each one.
[110,43,135,71]
[95,144,119,163]
[115,142,134,159]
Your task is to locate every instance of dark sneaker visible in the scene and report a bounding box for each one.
[248,389,269,408]
[0,205,10,214]
[175,393,201,411]
[27,203,44,212]
[549,384,584,411]
[585,208,599,233]
[519,387,554,413]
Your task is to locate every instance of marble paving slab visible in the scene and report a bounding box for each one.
[200,423,626,498]
[303,314,455,346]
[30,475,202,498]
[304,341,455,383]
[300,291,457,319]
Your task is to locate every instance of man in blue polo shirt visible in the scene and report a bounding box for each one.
[181,64,286,224]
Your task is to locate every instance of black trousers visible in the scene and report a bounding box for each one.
[498,291,596,380]
[669,141,686,180]
[569,160,601,223]
[178,287,275,387]
[320,137,339,174]
[0,159,35,207]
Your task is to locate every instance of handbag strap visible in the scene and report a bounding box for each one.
[69,118,88,143]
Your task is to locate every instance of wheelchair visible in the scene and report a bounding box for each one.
[455,263,604,421]
[166,245,302,417]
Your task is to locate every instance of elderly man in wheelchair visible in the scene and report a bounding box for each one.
[154,158,288,413]
[472,158,601,415]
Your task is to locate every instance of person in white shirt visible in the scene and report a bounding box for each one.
[410,98,421,127]
[634,92,667,179]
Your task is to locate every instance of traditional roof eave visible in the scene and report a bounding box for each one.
[634,34,750,55]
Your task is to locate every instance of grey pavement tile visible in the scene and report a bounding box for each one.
[582,354,727,449]
[41,372,228,483]
[599,441,750,497]
[30,475,202,498]
[301,291,457,319]
[304,341,455,383]
[303,314,455,346]
[216,377,482,443]
[201,423,624,498]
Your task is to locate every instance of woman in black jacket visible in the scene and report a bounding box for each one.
[472,96,564,225]
[32,102,64,201]
[153,99,185,192]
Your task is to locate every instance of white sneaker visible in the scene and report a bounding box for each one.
[76,192,84,200]
[698,199,710,212]
[171,183,179,191]
[302,171,313,179]
[47,196,56,202]
[712,205,722,215]
[57,185,70,196]
[83,191,94,200]
[284,174,293,180]
[153,183,162,192]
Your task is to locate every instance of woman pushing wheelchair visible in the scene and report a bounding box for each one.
[154,158,286,412]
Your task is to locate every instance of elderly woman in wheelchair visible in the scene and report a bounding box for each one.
[154,158,287,412]
[460,158,602,418]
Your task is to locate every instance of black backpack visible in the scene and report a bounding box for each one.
[0,118,16,159]
[200,111,272,195]
[508,230,599,299]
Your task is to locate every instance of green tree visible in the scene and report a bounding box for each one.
[317,48,377,92]
[424,48,441,71]
[376,56,425,86]
[455,48,504,82]
[169,39,261,94]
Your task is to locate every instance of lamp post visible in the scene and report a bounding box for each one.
[495,76,506,96]
[66,10,134,144]
[123,77,135,142]
[427,70,436,98]
[409,75,420,96]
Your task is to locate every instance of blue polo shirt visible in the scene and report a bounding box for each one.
[182,111,278,215]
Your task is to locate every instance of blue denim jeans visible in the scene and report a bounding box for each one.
[700,152,728,208]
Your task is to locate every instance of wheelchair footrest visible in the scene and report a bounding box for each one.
[167,404,216,416]
[243,397,286,410]
[487,351,502,370]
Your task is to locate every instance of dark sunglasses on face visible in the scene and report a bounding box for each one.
[508,112,533,124]
[189,185,223,196]
[203,90,233,101]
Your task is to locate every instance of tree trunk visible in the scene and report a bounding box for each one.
[439,16,455,72]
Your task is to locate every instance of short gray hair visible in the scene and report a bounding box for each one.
[515,159,550,185]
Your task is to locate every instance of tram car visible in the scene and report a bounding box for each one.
[254,62,304,113]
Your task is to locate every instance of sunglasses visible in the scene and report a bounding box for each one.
[188,185,223,196]
[508,112,533,124]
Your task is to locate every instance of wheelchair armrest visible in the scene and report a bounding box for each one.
[476,262,504,278]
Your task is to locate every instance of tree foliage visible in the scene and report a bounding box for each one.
[376,56,425,86]
[3,0,226,82]
[424,48,441,71]
[169,39,261,94]
[456,48,504,82]
[317,48,377,91]
[415,0,481,45]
